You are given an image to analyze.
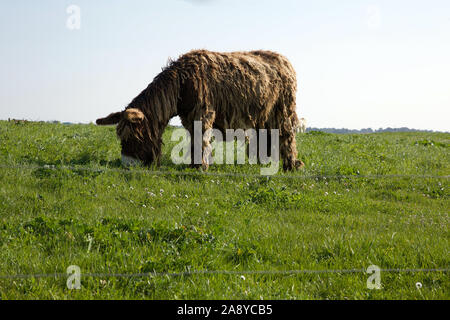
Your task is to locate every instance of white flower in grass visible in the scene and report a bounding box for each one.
[240,275,246,281]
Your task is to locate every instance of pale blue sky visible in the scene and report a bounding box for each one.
[1,0,449,130]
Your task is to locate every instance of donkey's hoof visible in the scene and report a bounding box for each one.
[295,160,305,169]
[283,159,305,171]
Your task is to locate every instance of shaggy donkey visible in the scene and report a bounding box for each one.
[96,49,304,171]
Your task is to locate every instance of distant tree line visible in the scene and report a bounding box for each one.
[306,127,439,134]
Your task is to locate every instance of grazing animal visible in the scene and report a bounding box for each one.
[297,117,307,133]
[96,49,304,171]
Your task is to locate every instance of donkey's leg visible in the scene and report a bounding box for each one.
[180,118,199,169]
[280,130,304,171]
[182,109,216,170]
[187,126,198,169]
[278,108,304,171]
[200,110,216,171]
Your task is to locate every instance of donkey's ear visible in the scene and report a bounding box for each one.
[124,108,145,124]
[96,112,123,125]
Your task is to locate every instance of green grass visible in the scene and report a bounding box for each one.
[0,120,448,299]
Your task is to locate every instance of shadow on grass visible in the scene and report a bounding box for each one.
[20,152,123,168]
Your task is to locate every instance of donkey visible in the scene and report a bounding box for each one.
[96,49,304,171]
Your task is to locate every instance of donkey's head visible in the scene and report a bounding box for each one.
[96,108,161,166]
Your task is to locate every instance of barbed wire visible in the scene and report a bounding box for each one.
[0,163,448,180]
[0,268,448,280]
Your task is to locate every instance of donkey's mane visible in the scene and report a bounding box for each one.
[128,62,180,128]
[123,61,181,162]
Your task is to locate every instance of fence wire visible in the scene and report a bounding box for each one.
[0,268,449,280]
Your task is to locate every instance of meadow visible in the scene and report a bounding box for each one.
[0,120,448,299]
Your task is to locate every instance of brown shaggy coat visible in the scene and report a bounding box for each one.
[96,49,303,171]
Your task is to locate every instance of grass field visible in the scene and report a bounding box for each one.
[0,120,448,299]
